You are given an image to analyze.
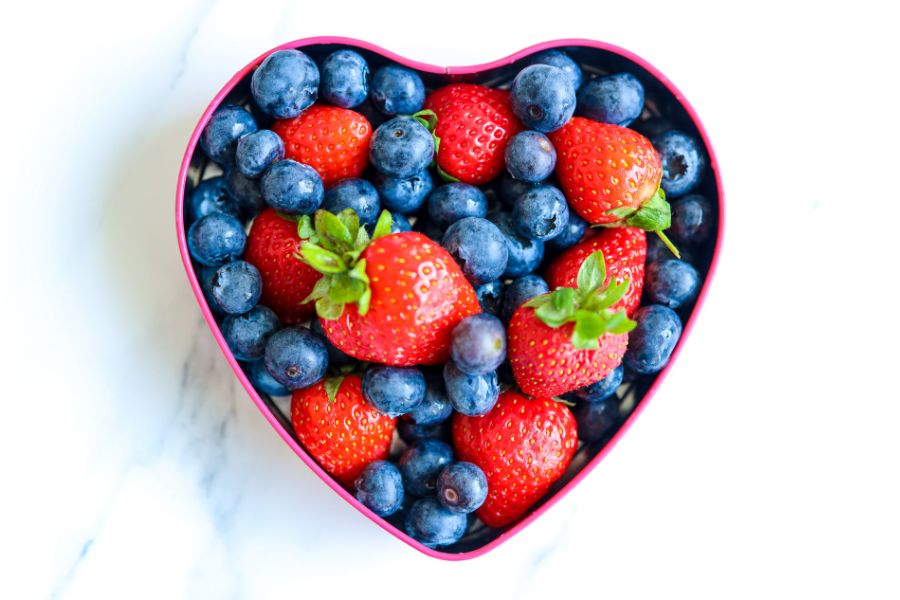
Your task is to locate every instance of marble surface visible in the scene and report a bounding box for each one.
[4,1,899,598]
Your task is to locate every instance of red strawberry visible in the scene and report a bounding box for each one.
[291,375,395,487]
[423,84,523,185]
[244,208,321,324]
[546,226,647,317]
[299,210,480,366]
[272,105,372,186]
[452,391,577,528]
[509,250,636,397]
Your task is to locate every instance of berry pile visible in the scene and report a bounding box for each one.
[184,44,715,550]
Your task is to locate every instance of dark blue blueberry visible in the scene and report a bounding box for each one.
[398,418,450,444]
[670,194,713,245]
[645,259,699,309]
[647,234,693,264]
[226,169,266,216]
[362,366,426,418]
[408,373,453,426]
[475,280,504,316]
[251,49,319,119]
[198,266,225,315]
[488,211,544,277]
[505,131,556,183]
[260,159,324,215]
[354,460,404,517]
[427,183,488,228]
[388,212,412,233]
[577,73,645,127]
[512,184,569,241]
[510,64,576,133]
[399,439,454,497]
[211,260,262,315]
[623,305,682,374]
[374,169,433,214]
[450,314,506,376]
[436,462,488,514]
[369,116,434,179]
[187,213,246,267]
[499,173,535,207]
[221,304,279,360]
[501,274,549,322]
[247,359,291,396]
[527,49,582,91]
[404,497,468,548]
[547,210,587,250]
[370,65,425,116]
[199,104,258,166]
[652,131,705,198]
[188,176,241,222]
[576,396,621,443]
[309,317,353,366]
[235,130,284,179]
[575,365,623,403]
[320,49,369,109]
[263,326,329,389]
[441,217,508,285]
[322,178,380,224]
[443,362,499,417]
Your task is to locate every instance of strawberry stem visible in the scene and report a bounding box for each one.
[655,230,681,259]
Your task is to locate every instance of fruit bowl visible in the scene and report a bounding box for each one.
[175,36,723,559]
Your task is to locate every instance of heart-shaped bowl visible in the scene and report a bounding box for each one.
[176,36,723,560]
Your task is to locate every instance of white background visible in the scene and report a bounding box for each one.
[2,1,899,598]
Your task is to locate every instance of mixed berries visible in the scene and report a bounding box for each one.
[184,45,714,551]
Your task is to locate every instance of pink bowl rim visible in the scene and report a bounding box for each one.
[175,35,725,561]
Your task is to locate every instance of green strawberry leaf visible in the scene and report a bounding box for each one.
[336,209,360,242]
[572,310,604,349]
[349,258,369,283]
[371,210,393,240]
[605,206,638,220]
[303,276,332,303]
[534,288,577,328]
[316,296,345,320]
[588,277,631,311]
[605,310,638,335]
[329,274,366,304]
[324,376,345,404]
[412,109,438,132]
[354,223,371,248]
[315,210,354,251]
[296,214,317,241]
[358,286,372,316]
[577,251,607,293]
[299,242,347,274]
[523,293,551,309]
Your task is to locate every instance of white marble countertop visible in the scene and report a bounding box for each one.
[4,1,899,598]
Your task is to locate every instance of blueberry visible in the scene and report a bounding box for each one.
[187,213,246,267]
[427,183,488,228]
[475,280,504,316]
[387,212,412,233]
[502,274,549,322]
[510,64,576,133]
[512,184,569,241]
[645,259,699,309]
[527,49,583,91]
[441,217,508,285]
[443,362,499,417]
[369,116,434,179]
[505,131,556,183]
[499,173,535,207]
[222,304,279,360]
[576,396,621,443]
[211,260,262,315]
[577,73,645,127]
[547,210,587,250]
[322,178,380,224]
[247,359,291,396]
[404,497,468,547]
[408,373,453,426]
[260,159,324,215]
[263,326,329,389]
[251,49,319,119]
[670,194,713,245]
[354,460,404,517]
[450,314,506,376]
[199,104,258,165]
[235,130,284,179]
[398,418,450,444]
[226,169,266,216]
[374,169,433,214]
[197,266,225,315]
[652,131,705,198]
[623,305,682,374]
[436,462,488,514]
[399,439,455,496]
[188,176,241,222]
[320,49,369,109]
[575,365,624,403]
[370,65,425,116]
[309,317,353,366]
[633,118,674,139]
[487,211,544,277]
[362,366,426,417]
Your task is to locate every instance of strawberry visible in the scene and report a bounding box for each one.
[549,117,680,256]
[422,84,523,185]
[297,209,480,366]
[244,208,321,324]
[509,250,636,397]
[546,226,647,317]
[452,391,577,528]
[291,374,395,487]
[272,104,372,186]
